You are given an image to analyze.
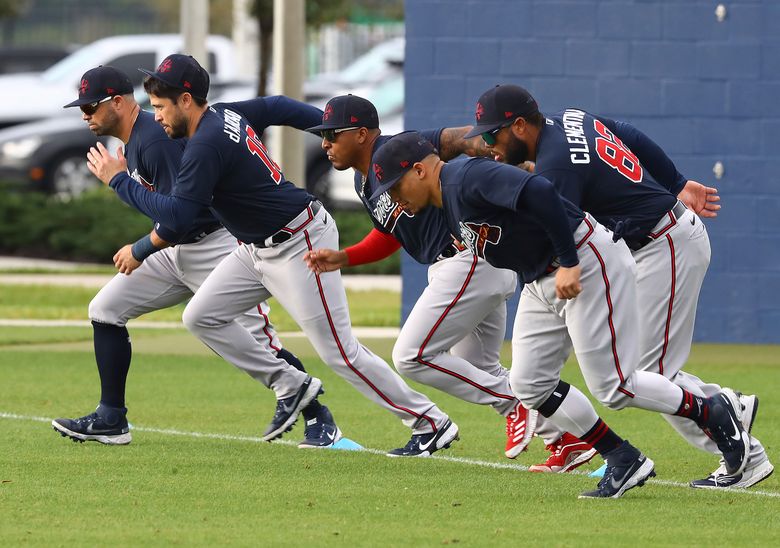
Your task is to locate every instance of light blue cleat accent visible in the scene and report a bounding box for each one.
[589,463,607,478]
[330,437,364,451]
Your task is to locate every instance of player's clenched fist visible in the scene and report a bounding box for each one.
[86,141,127,185]
[113,244,143,275]
[555,265,582,300]
[303,248,349,275]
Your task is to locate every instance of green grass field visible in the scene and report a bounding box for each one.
[1,287,779,546]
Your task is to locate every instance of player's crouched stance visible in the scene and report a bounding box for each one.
[370,132,749,498]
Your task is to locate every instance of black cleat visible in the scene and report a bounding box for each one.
[387,419,459,457]
[579,441,655,499]
[52,405,131,445]
[700,391,750,476]
[262,376,322,442]
[298,405,342,448]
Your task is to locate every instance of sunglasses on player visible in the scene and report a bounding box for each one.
[80,96,114,116]
[480,120,516,146]
[319,127,360,142]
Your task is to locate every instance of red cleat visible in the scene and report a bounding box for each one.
[505,401,538,458]
[529,432,597,473]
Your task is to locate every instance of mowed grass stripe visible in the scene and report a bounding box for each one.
[4,411,778,500]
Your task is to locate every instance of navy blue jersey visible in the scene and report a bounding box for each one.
[110,96,323,244]
[439,157,584,284]
[535,109,682,245]
[360,129,456,264]
[119,110,218,244]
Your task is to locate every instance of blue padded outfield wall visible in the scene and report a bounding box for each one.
[400,0,780,344]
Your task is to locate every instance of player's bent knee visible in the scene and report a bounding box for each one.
[390,344,420,376]
[509,371,559,410]
[88,295,124,326]
[181,301,217,332]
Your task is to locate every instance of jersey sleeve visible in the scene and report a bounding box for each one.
[517,176,580,267]
[600,116,687,195]
[224,96,323,133]
[171,141,222,205]
[109,172,204,238]
[419,128,444,152]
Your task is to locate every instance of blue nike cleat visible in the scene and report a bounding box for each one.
[262,376,322,442]
[579,441,655,499]
[387,419,459,457]
[701,391,750,476]
[298,405,342,448]
[52,404,131,445]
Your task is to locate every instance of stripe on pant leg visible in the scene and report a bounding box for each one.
[415,254,514,400]
[657,234,676,376]
[303,231,436,431]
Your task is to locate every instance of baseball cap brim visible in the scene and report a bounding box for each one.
[138,67,173,86]
[305,121,365,133]
[369,173,406,201]
[463,122,505,140]
[63,95,110,108]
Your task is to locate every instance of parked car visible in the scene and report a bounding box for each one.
[303,37,404,102]
[0,34,237,129]
[0,37,406,206]
[0,46,71,74]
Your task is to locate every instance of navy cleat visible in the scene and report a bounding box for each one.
[579,441,655,499]
[52,404,131,445]
[298,405,342,448]
[723,388,758,434]
[700,391,750,476]
[690,451,774,490]
[387,419,459,457]
[262,376,322,442]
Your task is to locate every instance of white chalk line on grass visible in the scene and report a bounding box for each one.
[2,411,777,499]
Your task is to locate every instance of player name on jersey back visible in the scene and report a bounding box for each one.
[561,109,590,165]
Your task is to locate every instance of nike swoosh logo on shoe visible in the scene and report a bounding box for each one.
[727,413,742,441]
[418,436,436,452]
[609,475,625,491]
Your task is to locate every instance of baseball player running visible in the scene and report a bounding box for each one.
[86,55,458,456]
[302,95,536,458]
[370,131,749,498]
[471,84,772,488]
[52,65,339,448]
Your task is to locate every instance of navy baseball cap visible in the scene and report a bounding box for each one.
[463,84,539,139]
[63,65,134,108]
[369,131,437,200]
[306,94,379,133]
[139,54,209,100]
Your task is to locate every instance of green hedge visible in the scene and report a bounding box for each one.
[0,189,400,274]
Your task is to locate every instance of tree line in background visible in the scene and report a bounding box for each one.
[0,189,399,274]
[0,0,402,46]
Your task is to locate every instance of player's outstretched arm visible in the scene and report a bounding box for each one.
[438,126,492,161]
[677,179,721,218]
